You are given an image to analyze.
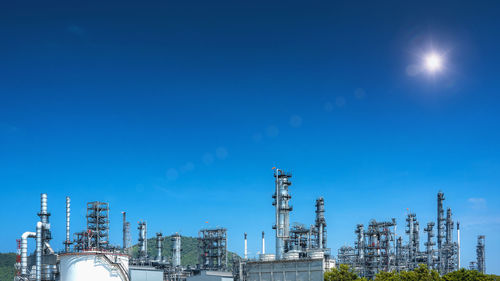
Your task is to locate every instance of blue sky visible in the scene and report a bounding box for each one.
[1,0,499,274]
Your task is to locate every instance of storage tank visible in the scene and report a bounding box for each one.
[307,249,325,259]
[283,250,300,260]
[59,251,129,281]
[259,254,276,261]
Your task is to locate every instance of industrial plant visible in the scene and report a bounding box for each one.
[13,169,487,281]
[335,192,486,278]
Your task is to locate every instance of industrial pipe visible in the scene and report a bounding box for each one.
[36,221,42,281]
[20,231,36,275]
[40,194,48,224]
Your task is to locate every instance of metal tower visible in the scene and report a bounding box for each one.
[156,232,164,261]
[315,197,327,249]
[86,201,109,249]
[172,233,181,267]
[198,228,227,270]
[437,192,445,250]
[138,221,148,259]
[424,222,435,268]
[272,168,292,260]
[477,235,485,274]
[121,211,131,252]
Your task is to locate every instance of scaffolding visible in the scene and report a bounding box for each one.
[86,201,110,249]
[476,235,485,274]
[198,227,228,270]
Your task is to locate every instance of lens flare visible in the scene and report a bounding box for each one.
[424,53,443,73]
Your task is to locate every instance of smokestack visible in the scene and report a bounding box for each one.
[244,233,248,259]
[262,231,265,255]
[122,212,127,250]
[457,222,460,268]
[65,197,71,252]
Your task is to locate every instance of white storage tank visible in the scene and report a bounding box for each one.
[307,249,325,259]
[259,254,276,261]
[283,250,300,260]
[59,251,130,281]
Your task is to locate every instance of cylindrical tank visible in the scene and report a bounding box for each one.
[283,250,300,260]
[59,252,129,281]
[259,254,275,261]
[307,249,324,259]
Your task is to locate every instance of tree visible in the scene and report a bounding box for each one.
[325,264,366,281]
[443,268,495,281]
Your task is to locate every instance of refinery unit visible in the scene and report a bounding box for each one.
[336,192,487,278]
[13,169,487,281]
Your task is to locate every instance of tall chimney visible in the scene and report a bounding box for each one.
[457,221,460,268]
[244,233,248,259]
[262,231,265,255]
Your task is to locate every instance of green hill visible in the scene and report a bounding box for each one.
[129,235,240,268]
[0,253,16,281]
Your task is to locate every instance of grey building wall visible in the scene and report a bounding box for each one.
[187,270,234,281]
[130,266,164,281]
[246,259,324,281]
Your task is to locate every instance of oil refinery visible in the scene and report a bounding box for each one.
[13,169,486,281]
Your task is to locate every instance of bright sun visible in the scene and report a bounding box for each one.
[424,53,443,73]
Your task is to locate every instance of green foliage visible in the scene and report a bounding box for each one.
[374,264,440,281]
[442,268,495,281]
[0,253,16,281]
[325,264,496,281]
[325,264,367,281]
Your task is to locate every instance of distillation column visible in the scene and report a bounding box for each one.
[424,222,435,268]
[477,235,485,274]
[64,196,71,252]
[315,197,327,249]
[122,212,131,251]
[156,233,163,261]
[172,233,181,267]
[437,192,445,250]
[272,168,292,260]
[138,221,148,259]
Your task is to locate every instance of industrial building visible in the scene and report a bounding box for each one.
[241,168,335,281]
[336,192,486,278]
[13,170,488,280]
